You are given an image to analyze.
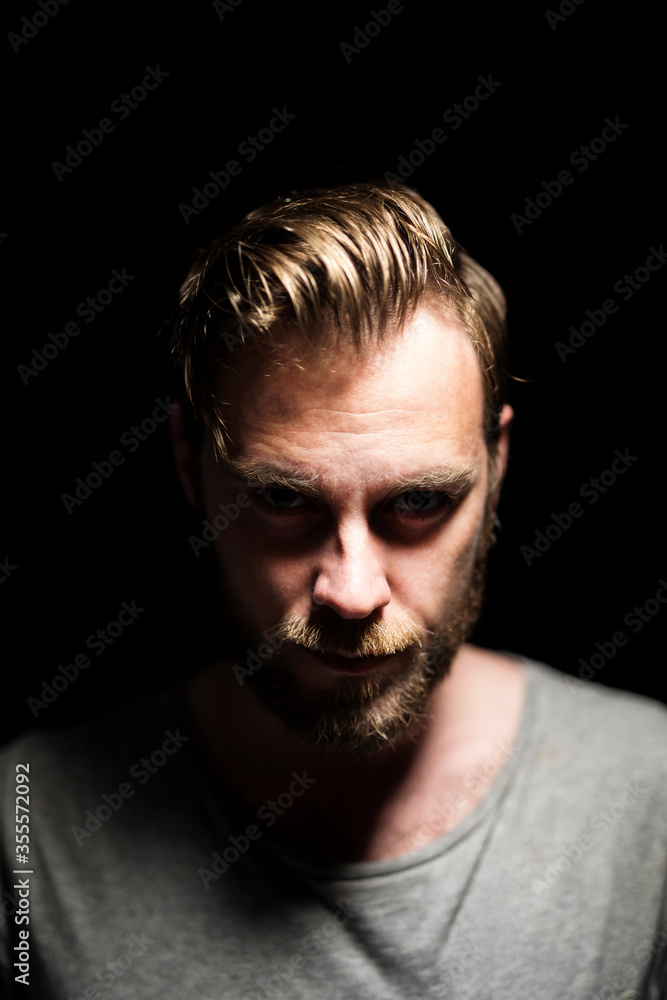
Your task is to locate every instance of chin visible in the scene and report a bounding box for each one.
[243,640,459,755]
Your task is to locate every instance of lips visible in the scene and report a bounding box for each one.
[306,648,394,675]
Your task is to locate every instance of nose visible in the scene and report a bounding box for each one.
[311,521,391,619]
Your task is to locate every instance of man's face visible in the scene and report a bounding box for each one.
[188,300,510,753]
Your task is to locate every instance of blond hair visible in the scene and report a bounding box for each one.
[170,181,508,463]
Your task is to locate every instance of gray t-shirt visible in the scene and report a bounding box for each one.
[1,656,666,999]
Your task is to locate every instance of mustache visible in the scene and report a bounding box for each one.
[264,613,426,658]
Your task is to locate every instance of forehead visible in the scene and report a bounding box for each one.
[214,301,487,475]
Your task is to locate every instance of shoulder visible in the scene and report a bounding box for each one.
[511,653,667,810]
[468,643,667,737]
[519,653,667,743]
[460,643,667,787]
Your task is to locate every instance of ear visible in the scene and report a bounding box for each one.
[489,404,514,503]
[168,399,203,511]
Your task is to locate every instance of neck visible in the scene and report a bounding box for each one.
[184,643,526,862]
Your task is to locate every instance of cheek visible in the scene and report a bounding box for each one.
[198,457,283,613]
[210,518,314,624]
[389,497,488,616]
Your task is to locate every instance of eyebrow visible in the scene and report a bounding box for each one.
[221,457,477,501]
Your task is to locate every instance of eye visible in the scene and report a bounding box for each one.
[257,488,309,510]
[392,490,451,517]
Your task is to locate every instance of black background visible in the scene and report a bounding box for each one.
[2,1,665,745]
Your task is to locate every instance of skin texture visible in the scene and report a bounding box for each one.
[171,299,525,862]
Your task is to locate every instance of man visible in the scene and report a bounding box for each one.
[1,182,665,998]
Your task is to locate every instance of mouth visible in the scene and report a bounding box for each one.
[304,648,399,675]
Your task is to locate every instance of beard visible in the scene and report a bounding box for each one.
[211,499,498,755]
